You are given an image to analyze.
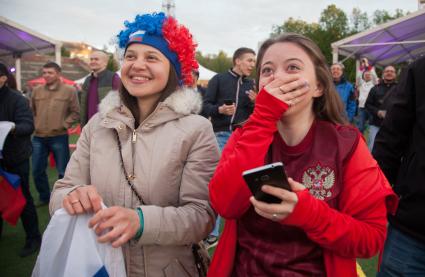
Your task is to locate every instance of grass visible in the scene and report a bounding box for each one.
[0,135,379,276]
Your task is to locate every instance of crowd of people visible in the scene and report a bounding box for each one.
[0,10,424,277]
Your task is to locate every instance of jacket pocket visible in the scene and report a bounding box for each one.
[163,259,194,277]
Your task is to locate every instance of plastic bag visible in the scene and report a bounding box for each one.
[32,206,126,277]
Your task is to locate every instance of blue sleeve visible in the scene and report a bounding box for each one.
[346,84,357,122]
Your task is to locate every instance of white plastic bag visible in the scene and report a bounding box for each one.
[32,206,126,277]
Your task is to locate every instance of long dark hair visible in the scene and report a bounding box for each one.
[256,33,348,125]
[120,65,179,127]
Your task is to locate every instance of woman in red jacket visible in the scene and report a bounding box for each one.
[208,33,398,277]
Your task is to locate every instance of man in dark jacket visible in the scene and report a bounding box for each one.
[80,51,120,126]
[202,47,256,246]
[374,57,425,276]
[0,63,41,257]
[202,47,256,149]
[365,65,397,150]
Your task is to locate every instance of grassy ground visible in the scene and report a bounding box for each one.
[0,135,379,276]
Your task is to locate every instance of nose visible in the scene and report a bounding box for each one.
[131,57,148,70]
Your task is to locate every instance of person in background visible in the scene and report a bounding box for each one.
[30,62,80,205]
[0,62,41,257]
[374,57,425,276]
[356,57,378,86]
[202,47,257,247]
[49,12,219,276]
[80,50,120,127]
[355,70,374,133]
[208,33,397,277]
[331,62,356,123]
[191,69,206,97]
[365,65,397,151]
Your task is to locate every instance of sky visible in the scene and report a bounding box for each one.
[0,0,420,56]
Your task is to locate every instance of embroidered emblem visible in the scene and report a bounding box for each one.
[302,163,335,200]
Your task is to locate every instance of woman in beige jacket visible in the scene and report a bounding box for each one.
[49,12,219,277]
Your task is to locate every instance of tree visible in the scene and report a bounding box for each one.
[196,50,232,73]
[271,17,319,37]
[373,9,406,25]
[107,54,119,72]
[319,4,349,40]
[350,8,371,33]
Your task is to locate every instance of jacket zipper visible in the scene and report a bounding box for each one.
[132,129,137,143]
[229,77,241,131]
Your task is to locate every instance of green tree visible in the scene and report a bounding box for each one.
[319,4,349,39]
[107,54,119,72]
[350,8,371,33]
[196,50,232,73]
[373,9,406,25]
[61,47,71,58]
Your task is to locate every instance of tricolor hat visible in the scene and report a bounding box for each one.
[117,12,198,86]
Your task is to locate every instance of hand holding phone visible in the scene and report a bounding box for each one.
[242,162,291,204]
[223,99,234,105]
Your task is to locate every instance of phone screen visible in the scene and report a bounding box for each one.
[242,162,291,204]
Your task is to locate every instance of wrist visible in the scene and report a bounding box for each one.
[134,207,144,240]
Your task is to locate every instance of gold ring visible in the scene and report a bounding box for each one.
[71,200,80,205]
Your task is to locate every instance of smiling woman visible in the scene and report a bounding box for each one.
[48,12,219,277]
[208,33,398,277]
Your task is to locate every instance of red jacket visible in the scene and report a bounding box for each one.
[208,89,398,277]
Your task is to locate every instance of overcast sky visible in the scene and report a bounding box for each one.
[0,0,419,55]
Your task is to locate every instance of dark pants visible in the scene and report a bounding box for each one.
[32,134,70,202]
[0,159,41,241]
[377,224,425,276]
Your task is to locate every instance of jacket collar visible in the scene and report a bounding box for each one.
[91,69,108,79]
[98,87,202,129]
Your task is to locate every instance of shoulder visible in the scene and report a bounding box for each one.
[61,83,77,93]
[32,85,43,94]
[164,87,202,115]
[317,121,360,161]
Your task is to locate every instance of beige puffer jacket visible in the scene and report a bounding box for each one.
[50,88,220,277]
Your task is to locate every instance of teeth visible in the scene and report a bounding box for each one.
[132,76,149,81]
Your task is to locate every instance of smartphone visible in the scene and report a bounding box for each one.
[223,99,234,105]
[242,162,291,204]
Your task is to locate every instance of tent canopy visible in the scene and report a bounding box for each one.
[0,16,61,58]
[332,8,425,67]
[198,64,216,81]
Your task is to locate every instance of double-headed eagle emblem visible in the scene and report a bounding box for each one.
[302,163,335,200]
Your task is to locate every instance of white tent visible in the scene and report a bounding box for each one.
[0,16,62,90]
[198,64,216,81]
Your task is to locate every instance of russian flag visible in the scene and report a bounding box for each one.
[0,166,26,225]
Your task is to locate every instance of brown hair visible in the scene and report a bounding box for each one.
[120,66,179,127]
[43,61,62,72]
[233,47,256,65]
[256,33,348,125]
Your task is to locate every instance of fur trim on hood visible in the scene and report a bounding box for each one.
[98,88,202,117]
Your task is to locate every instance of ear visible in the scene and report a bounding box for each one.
[313,82,324,98]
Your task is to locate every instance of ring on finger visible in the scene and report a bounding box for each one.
[272,213,278,220]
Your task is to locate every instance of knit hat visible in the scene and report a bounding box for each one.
[117,12,198,86]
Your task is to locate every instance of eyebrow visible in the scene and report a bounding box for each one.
[261,58,304,67]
